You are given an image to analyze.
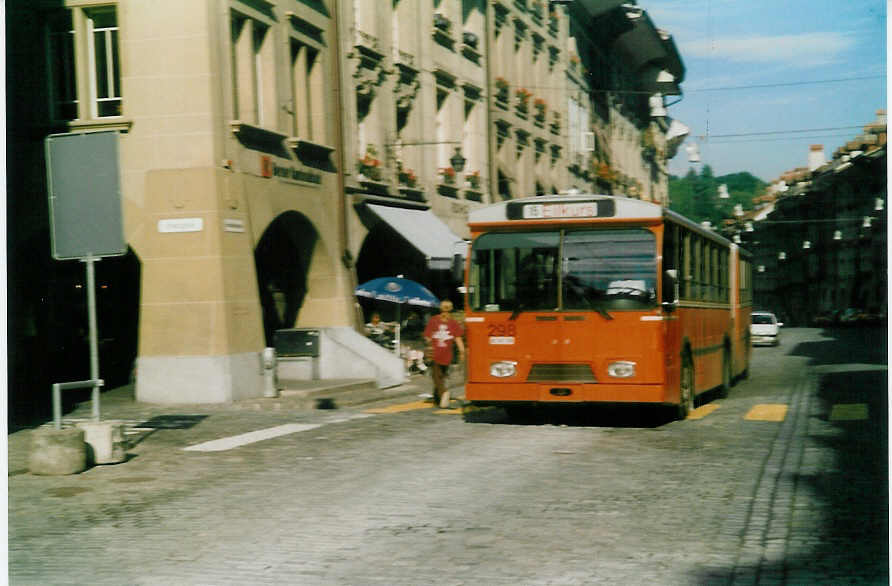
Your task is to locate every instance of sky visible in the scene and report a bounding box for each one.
[639,0,887,182]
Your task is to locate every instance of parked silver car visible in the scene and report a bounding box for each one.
[751,311,782,346]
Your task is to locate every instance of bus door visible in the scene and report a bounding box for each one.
[660,223,683,396]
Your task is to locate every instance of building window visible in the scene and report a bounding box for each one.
[231,14,248,121]
[48,11,77,121]
[290,40,321,140]
[88,7,121,117]
[231,11,275,127]
[47,6,122,121]
[253,23,268,125]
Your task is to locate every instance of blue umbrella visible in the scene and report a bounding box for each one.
[356,277,439,354]
[355,276,439,308]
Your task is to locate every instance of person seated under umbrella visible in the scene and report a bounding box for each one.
[365,312,396,346]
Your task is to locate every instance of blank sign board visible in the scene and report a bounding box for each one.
[45,131,126,260]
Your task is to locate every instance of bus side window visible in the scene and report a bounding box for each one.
[692,237,701,300]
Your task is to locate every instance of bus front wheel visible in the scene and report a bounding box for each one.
[676,354,695,420]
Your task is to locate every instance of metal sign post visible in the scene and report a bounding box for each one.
[45,131,125,428]
[85,254,101,421]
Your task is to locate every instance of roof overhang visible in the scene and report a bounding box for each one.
[574,0,627,19]
[612,5,685,91]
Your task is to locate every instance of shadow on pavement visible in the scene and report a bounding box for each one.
[788,324,887,365]
[693,326,888,584]
[463,403,672,429]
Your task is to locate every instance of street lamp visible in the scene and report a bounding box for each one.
[384,140,465,170]
[449,147,466,173]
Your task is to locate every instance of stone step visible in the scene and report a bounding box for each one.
[287,382,425,410]
[233,378,427,411]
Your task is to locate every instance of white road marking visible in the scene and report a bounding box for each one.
[183,413,372,452]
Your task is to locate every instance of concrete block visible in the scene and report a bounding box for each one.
[77,422,128,465]
[29,427,87,475]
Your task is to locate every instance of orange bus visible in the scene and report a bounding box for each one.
[462,194,752,419]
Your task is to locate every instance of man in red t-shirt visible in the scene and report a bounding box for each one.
[423,299,465,408]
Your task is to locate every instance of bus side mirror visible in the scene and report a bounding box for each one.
[662,269,679,312]
[451,253,464,282]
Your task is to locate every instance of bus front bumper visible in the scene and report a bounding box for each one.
[465,382,674,405]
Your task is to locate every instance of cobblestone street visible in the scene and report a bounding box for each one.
[8,327,888,585]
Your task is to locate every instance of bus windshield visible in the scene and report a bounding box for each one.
[470,228,657,312]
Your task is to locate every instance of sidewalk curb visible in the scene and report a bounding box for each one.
[8,374,467,474]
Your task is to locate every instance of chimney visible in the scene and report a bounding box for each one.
[808,144,825,171]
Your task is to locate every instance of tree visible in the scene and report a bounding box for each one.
[692,165,716,225]
[669,167,767,228]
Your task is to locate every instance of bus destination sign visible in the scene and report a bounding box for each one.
[523,202,597,219]
[507,198,615,220]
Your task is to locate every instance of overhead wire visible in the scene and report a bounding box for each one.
[708,125,866,138]
[692,75,886,93]
[390,24,885,148]
[708,132,870,145]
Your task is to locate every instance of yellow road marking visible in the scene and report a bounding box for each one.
[744,404,788,421]
[435,408,464,414]
[364,401,433,414]
[830,403,869,421]
[687,403,720,420]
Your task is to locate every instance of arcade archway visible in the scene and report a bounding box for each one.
[254,211,319,346]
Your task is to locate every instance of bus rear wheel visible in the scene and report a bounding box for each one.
[676,354,695,420]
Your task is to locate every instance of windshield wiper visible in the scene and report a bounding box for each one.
[509,301,524,320]
[591,302,614,321]
[580,289,614,320]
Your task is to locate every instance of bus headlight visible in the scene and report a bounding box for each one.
[490,361,517,378]
[607,361,636,378]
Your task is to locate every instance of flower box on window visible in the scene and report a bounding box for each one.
[548,11,559,35]
[465,170,481,189]
[495,77,510,103]
[439,166,457,185]
[533,98,547,123]
[549,111,561,134]
[358,146,382,181]
[397,166,418,188]
[515,88,532,113]
[530,0,544,23]
[596,162,616,181]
